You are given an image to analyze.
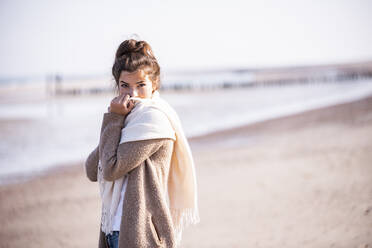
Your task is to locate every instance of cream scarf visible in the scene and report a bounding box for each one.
[97,90,200,246]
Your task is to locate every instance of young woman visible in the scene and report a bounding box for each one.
[84,39,200,248]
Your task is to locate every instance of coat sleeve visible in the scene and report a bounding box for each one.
[99,112,170,181]
[84,145,99,182]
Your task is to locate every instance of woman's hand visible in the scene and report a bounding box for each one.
[107,93,135,116]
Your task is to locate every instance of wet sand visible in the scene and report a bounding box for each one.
[1,95,372,247]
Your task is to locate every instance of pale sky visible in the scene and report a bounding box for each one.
[0,0,371,78]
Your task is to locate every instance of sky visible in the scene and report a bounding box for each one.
[0,0,371,78]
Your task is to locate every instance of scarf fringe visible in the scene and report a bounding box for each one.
[170,207,200,246]
[98,160,117,236]
[101,206,116,236]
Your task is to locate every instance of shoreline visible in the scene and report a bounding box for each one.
[2,81,372,181]
[191,93,372,148]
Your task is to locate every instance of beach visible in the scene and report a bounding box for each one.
[0,94,372,247]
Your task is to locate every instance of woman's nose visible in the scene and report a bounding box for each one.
[129,88,138,97]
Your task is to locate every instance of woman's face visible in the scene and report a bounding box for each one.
[118,69,155,99]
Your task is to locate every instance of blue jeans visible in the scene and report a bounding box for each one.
[105,231,119,248]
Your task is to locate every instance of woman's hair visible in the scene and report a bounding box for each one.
[112,39,161,92]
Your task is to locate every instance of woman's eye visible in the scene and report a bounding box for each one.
[121,84,128,88]
[139,83,146,87]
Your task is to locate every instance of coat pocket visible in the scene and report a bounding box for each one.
[148,214,164,246]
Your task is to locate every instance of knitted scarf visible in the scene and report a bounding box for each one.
[97,90,200,246]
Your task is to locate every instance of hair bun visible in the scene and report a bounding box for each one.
[115,39,154,59]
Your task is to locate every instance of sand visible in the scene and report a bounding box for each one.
[1,95,372,247]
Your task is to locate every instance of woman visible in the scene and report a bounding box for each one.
[84,39,200,248]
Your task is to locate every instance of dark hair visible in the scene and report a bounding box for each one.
[112,39,161,92]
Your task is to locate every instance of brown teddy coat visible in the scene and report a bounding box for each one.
[84,112,177,248]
